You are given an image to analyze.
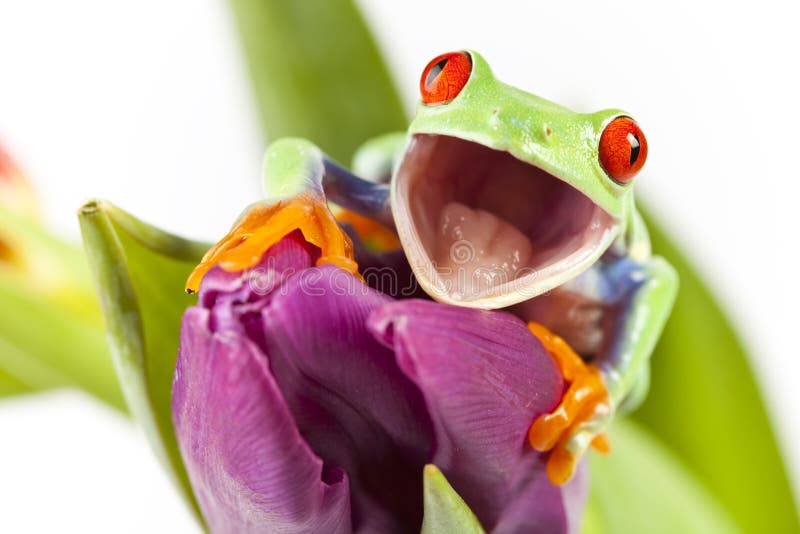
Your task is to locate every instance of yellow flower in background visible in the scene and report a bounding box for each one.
[0,145,36,267]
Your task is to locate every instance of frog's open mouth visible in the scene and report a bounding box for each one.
[392,134,620,308]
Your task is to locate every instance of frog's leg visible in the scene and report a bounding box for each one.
[617,360,650,414]
[185,138,392,292]
[527,209,678,485]
[596,255,678,411]
[332,132,406,251]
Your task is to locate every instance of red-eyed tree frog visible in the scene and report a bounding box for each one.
[186,50,678,485]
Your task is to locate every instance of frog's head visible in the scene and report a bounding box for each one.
[391,50,648,308]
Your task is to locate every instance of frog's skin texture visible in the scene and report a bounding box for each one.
[187,50,678,484]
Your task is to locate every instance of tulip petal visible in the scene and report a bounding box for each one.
[368,300,580,532]
[490,459,588,534]
[248,265,434,532]
[173,306,352,533]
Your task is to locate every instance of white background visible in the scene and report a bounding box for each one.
[0,0,798,531]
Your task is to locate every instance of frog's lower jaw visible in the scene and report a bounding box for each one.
[392,134,620,309]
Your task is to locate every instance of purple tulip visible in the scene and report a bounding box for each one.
[172,234,588,533]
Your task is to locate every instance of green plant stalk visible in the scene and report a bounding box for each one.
[79,200,206,523]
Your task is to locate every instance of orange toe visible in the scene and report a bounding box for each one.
[186,191,359,293]
[545,441,578,486]
[544,429,610,486]
[590,433,612,454]
[527,322,611,485]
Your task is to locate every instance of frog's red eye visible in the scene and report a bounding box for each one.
[420,51,472,105]
[599,117,648,184]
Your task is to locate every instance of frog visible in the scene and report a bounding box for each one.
[185,50,678,485]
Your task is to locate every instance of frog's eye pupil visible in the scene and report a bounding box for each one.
[599,117,648,184]
[420,51,472,105]
[627,132,641,166]
[426,58,448,87]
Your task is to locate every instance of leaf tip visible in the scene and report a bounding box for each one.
[422,463,485,534]
[78,199,106,217]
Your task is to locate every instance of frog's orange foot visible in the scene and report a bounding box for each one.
[185,191,360,293]
[333,207,399,252]
[527,322,612,485]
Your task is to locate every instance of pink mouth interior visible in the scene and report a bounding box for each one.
[395,134,616,302]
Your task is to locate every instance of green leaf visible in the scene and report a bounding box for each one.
[585,418,739,534]
[0,298,70,391]
[0,369,33,398]
[78,200,208,523]
[632,212,799,533]
[227,0,408,164]
[0,205,124,408]
[0,275,118,402]
[422,464,486,534]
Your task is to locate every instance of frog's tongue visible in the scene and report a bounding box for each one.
[434,201,532,299]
